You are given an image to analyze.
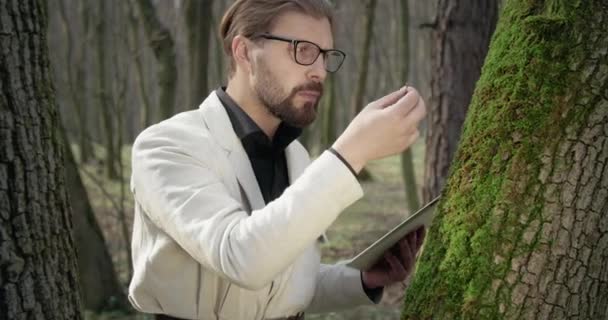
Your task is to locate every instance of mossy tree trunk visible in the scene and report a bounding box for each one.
[422,0,498,202]
[0,0,83,318]
[403,1,608,319]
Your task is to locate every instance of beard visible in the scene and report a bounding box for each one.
[252,58,323,128]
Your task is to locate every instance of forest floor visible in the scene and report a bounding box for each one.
[78,139,425,320]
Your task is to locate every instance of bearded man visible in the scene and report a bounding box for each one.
[128,1,427,319]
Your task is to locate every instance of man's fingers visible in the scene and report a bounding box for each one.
[408,228,418,247]
[416,227,426,249]
[369,85,409,109]
[401,226,426,262]
[405,231,417,260]
[400,237,415,270]
[401,100,427,131]
[385,87,421,117]
[384,252,408,280]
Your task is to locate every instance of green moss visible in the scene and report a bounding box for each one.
[401,0,602,319]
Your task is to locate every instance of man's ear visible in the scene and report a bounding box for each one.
[232,35,253,74]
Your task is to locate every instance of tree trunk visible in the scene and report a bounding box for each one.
[57,0,94,164]
[109,19,135,281]
[351,0,377,116]
[184,0,213,108]
[125,1,153,132]
[407,0,436,115]
[96,0,118,180]
[61,125,128,312]
[116,111,133,284]
[135,0,178,121]
[0,1,83,318]
[75,1,95,163]
[210,2,226,86]
[320,73,337,150]
[422,0,498,202]
[399,0,420,212]
[351,0,377,181]
[402,1,608,319]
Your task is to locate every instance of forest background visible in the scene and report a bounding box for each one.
[2,0,606,319]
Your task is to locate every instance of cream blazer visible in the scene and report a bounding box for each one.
[128,91,376,319]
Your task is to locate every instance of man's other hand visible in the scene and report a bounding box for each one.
[361,226,426,289]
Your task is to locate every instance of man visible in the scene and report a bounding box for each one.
[128,0,427,319]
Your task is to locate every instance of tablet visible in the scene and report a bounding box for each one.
[345,196,441,270]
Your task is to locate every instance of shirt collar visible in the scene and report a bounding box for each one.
[216,87,302,152]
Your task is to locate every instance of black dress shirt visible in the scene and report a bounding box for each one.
[216,87,382,303]
[217,87,302,203]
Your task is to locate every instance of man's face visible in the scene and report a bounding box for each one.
[249,12,333,128]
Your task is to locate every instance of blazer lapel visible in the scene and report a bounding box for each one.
[199,92,266,212]
[228,147,265,211]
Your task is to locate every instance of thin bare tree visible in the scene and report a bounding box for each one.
[350,0,378,180]
[134,0,178,121]
[57,0,94,163]
[184,0,214,108]
[399,0,421,212]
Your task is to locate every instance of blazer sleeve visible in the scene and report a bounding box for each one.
[130,125,364,291]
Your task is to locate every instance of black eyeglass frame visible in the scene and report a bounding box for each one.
[254,33,346,73]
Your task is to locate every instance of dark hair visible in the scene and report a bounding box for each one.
[219,0,334,77]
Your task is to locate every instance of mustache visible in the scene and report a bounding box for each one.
[292,82,324,96]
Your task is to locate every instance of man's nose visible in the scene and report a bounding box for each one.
[307,54,327,82]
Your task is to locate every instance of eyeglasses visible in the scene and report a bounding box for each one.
[255,33,346,73]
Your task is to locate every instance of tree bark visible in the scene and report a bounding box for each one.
[422,0,498,202]
[184,0,213,108]
[402,1,608,319]
[135,0,178,121]
[0,1,83,318]
[61,125,128,312]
